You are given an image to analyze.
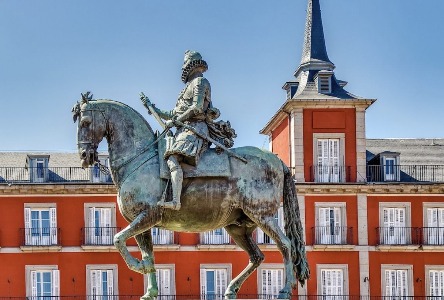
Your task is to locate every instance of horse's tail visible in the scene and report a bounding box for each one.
[282,161,310,286]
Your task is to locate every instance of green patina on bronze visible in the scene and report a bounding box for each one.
[72,51,309,300]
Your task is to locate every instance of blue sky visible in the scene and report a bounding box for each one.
[0,0,443,151]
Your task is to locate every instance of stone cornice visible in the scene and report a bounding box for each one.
[0,184,117,195]
[296,183,444,195]
[260,99,376,135]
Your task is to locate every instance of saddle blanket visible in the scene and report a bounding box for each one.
[158,136,231,179]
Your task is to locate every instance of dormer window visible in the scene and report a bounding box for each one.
[367,151,400,182]
[316,70,333,94]
[91,155,111,183]
[282,81,299,100]
[26,155,50,183]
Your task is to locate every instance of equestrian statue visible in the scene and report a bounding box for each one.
[72,50,309,300]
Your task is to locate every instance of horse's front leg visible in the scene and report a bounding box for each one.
[114,211,158,274]
[135,231,158,300]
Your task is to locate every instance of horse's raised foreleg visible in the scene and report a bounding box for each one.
[224,223,264,299]
[135,231,158,300]
[245,214,296,299]
[114,211,158,275]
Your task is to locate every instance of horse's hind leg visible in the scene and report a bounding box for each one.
[224,223,264,299]
[135,231,158,300]
[245,214,296,299]
[114,211,158,275]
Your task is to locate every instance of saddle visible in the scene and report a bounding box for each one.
[158,136,231,179]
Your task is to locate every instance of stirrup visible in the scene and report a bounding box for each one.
[159,201,181,210]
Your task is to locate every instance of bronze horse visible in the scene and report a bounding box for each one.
[73,94,309,299]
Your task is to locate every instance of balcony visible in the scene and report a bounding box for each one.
[310,165,350,183]
[367,164,444,183]
[152,228,175,245]
[376,227,420,246]
[311,226,353,246]
[199,229,234,247]
[82,227,120,246]
[422,227,444,246]
[0,167,113,184]
[20,227,61,251]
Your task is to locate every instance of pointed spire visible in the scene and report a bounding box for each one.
[295,0,334,76]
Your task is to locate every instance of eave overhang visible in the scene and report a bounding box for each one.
[259,98,376,135]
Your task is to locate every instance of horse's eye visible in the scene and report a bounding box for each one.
[80,116,92,127]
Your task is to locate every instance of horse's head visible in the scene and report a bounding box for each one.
[72,92,107,168]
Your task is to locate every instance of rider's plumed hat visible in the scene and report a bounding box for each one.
[181,50,208,83]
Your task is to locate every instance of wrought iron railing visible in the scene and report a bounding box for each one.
[422,227,444,245]
[0,167,112,184]
[20,227,61,246]
[152,228,175,245]
[200,229,232,245]
[0,296,441,300]
[376,227,420,245]
[81,227,120,246]
[310,165,350,183]
[367,165,444,183]
[311,226,353,245]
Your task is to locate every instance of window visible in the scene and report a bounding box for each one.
[145,265,176,298]
[200,264,231,300]
[313,134,345,183]
[424,205,444,245]
[258,264,285,299]
[317,264,348,297]
[201,228,231,245]
[381,265,413,297]
[426,266,444,298]
[379,203,411,245]
[26,265,59,298]
[318,76,332,93]
[24,204,57,246]
[91,156,111,183]
[315,203,347,245]
[86,265,118,298]
[382,155,400,181]
[84,204,116,246]
[27,155,49,183]
[257,207,284,244]
[152,228,175,245]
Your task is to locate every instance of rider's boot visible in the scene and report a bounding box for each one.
[161,156,182,210]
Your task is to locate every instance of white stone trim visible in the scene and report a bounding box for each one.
[356,107,367,183]
[312,133,346,183]
[314,202,347,227]
[357,194,368,245]
[143,264,176,295]
[256,263,285,296]
[378,202,412,228]
[425,265,444,297]
[298,195,306,242]
[316,264,349,296]
[25,265,58,297]
[423,202,444,227]
[83,202,117,228]
[291,108,304,182]
[359,251,370,297]
[86,264,119,296]
[380,264,414,297]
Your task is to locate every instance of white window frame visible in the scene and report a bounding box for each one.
[144,264,176,297]
[316,264,349,296]
[423,203,444,245]
[152,228,175,245]
[257,206,284,244]
[86,264,119,297]
[200,264,232,300]
[257,264,285,297]
[379,202,411,245]
[382,155,400,181]
[27,156,49,183]
[317,75,332,94]
[84,203,117,245]
[426,265,444,297]
[381,264,413,297]
[24,203,57,246]
[25,265,59,297]
[90,155,111,183]
[313,133,345,183]
[315,202,347,245]
[200,228,231,245]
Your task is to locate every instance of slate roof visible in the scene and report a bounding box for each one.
[366,139,444,165]
[0,151,82,168]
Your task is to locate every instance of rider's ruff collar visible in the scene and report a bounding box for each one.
[181,59,208,83]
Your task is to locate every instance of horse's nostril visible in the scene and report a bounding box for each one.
[81,151,87,158]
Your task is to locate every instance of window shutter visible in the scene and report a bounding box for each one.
[385,270,394,296]
[277,207,284,230]
[159,268,171,295]
[50,207,57,244]
[30,270,37,296]
[52,270,60,296]
[428,208,438,227]
[90,270,97,295]
[24,208,31,245]
[215,269,227,297]
[439,208,444,227]
[87,207,95,244]
[200,268,207,296]
[107,270,114,295]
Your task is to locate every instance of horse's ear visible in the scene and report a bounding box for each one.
[81,91,93,104]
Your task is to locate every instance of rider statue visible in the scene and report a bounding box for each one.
[141,50,214,210]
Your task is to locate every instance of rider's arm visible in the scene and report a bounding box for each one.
[151,106,174,120]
